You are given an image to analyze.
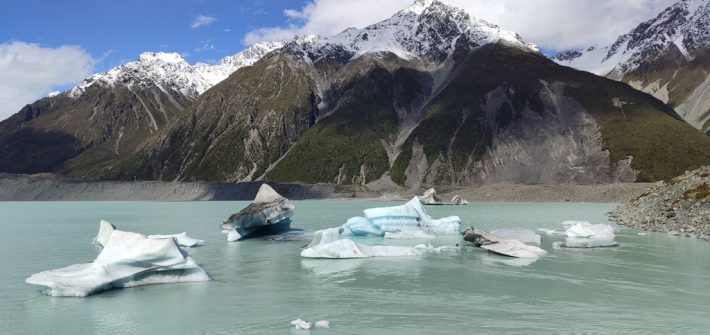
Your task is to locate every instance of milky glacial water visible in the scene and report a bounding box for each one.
[1,201,709,334]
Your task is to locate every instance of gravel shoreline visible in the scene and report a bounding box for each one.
[0,173,654,202]
[610,167,710,241]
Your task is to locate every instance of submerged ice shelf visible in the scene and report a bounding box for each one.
[26,222,209,297]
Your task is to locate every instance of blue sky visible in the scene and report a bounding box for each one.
[0,0,309,71]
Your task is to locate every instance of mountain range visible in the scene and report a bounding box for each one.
[555,0,710,135]
[1,0,709,187]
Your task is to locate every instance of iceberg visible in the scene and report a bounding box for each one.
[291,319,311,330]
[491,228,541,245]
[419,188,445,205]
[219,184,295,241]
[545,221,619,249]
[26,224,209,297]
[563,221,615,238]
[451,194,469,205]
[462,226,547,258]
[93,220,204,248]
[341,197,460,237]
[301,228,424,259]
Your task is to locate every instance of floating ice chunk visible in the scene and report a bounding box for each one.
[291,319,311,330]
[220,184,295,241]
[462,226,547,258]
[148,232,205,247]
[564,222,615,238]
[301,228,423,259]
[491,228,541,245]
[26,228,209,297]
[343,197,460,236]
[419,188,445,205]
[94,220,205,248]
[451,195,469,205]
[414,243,460,253]
[385,230,436,239]
[552,238,620,249]
[315,320,330,328]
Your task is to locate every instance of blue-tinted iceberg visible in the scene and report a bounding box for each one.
[301,228,424,258]
[26,224,209,297]
[341,197,460,237]
[220,184,295,241]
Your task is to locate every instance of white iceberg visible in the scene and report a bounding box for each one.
[93,220,204,248]
[341,197,460,237]
[315,320,330,329]
[451,194,469,205]
[301,228,423,259]
[148,232,205,248]
[462,227,547,258]
[220,184,295,241]
[291,319,311,330]
[491,228,541,245]
[26,225,209,297]
[546,221,619,249]
[563,221,615,238]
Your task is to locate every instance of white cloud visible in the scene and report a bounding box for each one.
[244,0,678,49]
[0,41,95,121]
[191,15,217,29]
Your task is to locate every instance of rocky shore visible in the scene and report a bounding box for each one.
[610,166,710,241]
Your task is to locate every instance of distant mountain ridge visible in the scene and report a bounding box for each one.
[555,0,710,134]
[1,0,709,187]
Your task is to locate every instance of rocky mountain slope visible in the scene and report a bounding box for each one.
[611,166,709,240]
[0,41,282,175]
[555,0,710,135]
[2,0,710,187]
[106,0,710,186]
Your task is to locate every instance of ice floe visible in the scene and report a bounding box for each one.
[220,184,295,241]
[543,221,619,249]
[93,220,204,248]
[26,223,209,297]
[291,319,311,330]
[341,197,460,237]
[462,227,547,258]
[301,228,423,259]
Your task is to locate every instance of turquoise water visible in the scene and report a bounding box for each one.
[1,201,709,334]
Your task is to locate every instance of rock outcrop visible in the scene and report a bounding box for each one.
[610,166,710,240]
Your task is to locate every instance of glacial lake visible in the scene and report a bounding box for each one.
[1,200,709,334]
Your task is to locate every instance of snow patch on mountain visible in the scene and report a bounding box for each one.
[67,41,284,98]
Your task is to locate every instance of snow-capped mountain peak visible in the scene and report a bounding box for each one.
[289,0,533,64]
[556,0,710,76]
[67,41,284,99]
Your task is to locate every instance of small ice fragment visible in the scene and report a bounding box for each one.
[564,222,615,238]
[291,319,312,330]
[301,228,423,258]
[315,320,330,328]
